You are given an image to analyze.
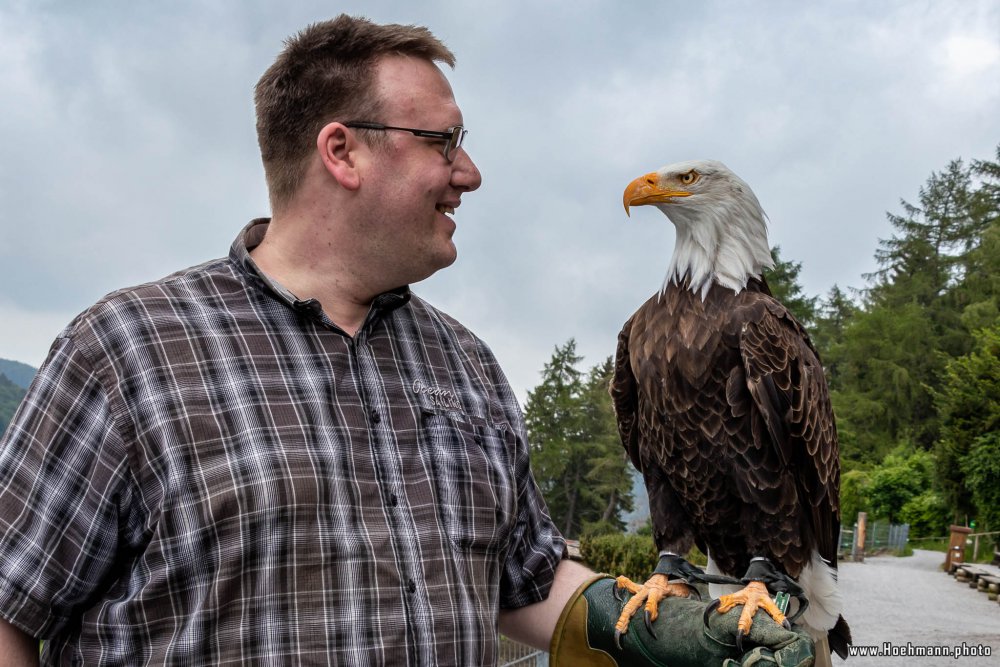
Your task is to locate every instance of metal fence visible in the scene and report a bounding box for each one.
[839,520,909,558]
[498,637,547,667]
[867,521,910,551]
[838,526,854,555]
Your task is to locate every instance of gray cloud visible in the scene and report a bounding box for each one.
[1,0,998,401]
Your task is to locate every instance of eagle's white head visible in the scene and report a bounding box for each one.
[623,159,774,300]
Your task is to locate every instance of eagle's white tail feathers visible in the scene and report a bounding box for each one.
[705,549,842,639]
[797,550,843,638]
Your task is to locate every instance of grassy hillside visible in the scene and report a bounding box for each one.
[0,373,27,435]
[0,358,36,390]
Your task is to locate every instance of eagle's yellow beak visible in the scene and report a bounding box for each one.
[623,172,692,217]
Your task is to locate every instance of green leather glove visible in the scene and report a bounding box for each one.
[550,576,815,667]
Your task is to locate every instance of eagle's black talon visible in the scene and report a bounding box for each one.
[612,584,625,603]
[687,585,702,601]
[614,628,625,650]
[739,557,812,626]
[782,618,791,631]
[735,629,747,655]
[702,598,721,628]
[644,609,657,639]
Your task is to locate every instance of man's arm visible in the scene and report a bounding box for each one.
[498,558,595,650]
[502,562,817,666]
[0,618,38,666]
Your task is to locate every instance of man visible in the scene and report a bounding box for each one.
[0,15,812,665]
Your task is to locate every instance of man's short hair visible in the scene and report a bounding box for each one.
[255,15,456,210]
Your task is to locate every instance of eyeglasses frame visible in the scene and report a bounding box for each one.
[343,121,467,162]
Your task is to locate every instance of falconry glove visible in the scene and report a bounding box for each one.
[550,576,815,667]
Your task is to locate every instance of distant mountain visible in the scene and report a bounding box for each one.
[622,468,651,532]
[0,358,37,390]
[0,372,28,435]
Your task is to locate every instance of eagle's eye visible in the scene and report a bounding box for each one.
[680,170,700,186]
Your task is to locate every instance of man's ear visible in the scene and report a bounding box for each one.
[317,122,361,191]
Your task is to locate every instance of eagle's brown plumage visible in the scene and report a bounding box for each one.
[612,160,850,659]
[612,276,839,579]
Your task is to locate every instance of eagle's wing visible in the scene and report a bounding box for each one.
[736,298,841,565]
[611,315,642,471]
[611,313,696,555]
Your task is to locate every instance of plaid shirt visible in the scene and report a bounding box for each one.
[0,220,564,665]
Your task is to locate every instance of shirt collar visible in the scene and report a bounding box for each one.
[229,218,412,319]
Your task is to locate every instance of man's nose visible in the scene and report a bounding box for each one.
[451,148,482,192]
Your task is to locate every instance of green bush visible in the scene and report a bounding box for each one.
[579,533,708,580]
[898,490,951,537]
[962,431,1000,538]
[839,468,871,526]
[867,447,938,523]
[580,533,659,581]
[580,520,623,540]
[908,536,950,552]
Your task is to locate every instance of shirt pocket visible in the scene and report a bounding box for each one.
[422,410,516,555]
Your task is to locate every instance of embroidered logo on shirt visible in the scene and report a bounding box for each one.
[412,380,463,411]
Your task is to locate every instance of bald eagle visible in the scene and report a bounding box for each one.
[610,160,851,660]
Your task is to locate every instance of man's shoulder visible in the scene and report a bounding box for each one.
[405,294,487,349]
[62,257,239,343]
[403,294,513,378]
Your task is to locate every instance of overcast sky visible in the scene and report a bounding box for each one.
[1,0,998,401]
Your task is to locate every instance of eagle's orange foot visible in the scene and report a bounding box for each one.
[613,574,698,648]
[705,581,789,653]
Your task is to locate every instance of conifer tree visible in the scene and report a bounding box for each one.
[764,245,817,329]
[524,341,633,538]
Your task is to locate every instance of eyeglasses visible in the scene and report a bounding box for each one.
[344,121,468,162]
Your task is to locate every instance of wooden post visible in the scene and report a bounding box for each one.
[854,512,867,563]
[945,525,972,571]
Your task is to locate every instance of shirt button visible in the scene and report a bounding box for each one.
[473,434,483,445]
[407,579,417,594]
[370,409,381,425]
[389,493,399,507]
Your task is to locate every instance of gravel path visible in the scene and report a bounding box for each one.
[832,549,999,665]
